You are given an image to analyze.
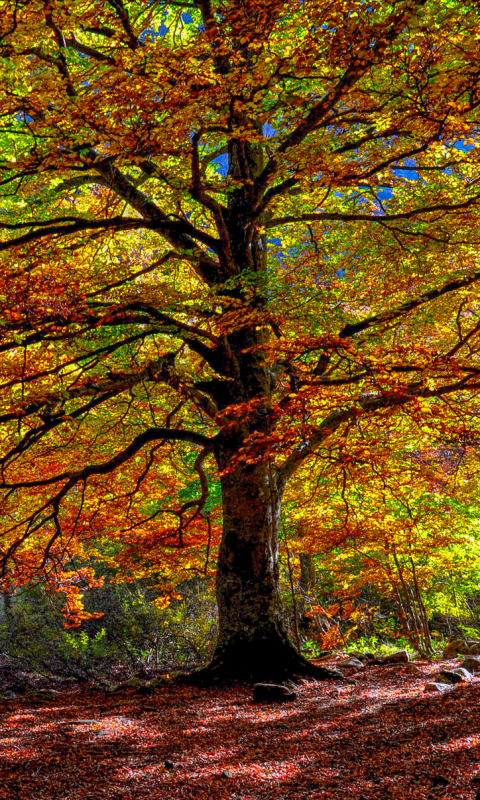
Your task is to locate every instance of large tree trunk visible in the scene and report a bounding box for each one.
[193,456,343,683]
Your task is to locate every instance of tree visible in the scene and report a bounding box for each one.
[1,0,480,681]
[284,434,480,655]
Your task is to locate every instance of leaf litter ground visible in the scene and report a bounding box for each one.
[1,658,479,800]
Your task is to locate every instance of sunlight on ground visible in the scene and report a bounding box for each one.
[0,664,479,800]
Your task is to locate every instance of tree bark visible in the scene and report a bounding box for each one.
[191,455,343,683]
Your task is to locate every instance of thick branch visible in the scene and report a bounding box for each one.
[339,268,480,338]
[267,194,480,230]
[91,156,225,284]
[106,0,139,49]
[0,216,145,251]
[279,376,480,485]
[1,427,212,489]
[279,408,353,487]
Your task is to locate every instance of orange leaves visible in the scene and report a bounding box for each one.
[52,567,105,628]
[1,0,480,639]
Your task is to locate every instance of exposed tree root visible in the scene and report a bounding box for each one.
[182,643,344,686]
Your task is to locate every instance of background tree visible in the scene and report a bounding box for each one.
[1,0,480,681]
[284,434,480,655]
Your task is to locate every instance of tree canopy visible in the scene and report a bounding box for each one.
[1,0,480,679]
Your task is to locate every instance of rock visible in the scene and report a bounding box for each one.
[318,667,345,680]
[380,650,409,665]
[253,683,297,703]
[347,652,370,661]
[443,639,464,658]
[115,676,166,695]
[136,684,158,696]
[442,639,480,657]
[449,667,472,682]
[460,655,480,673]
[24,689,60,701]
[221,770,234,778]
[146,677,166,689]
[404,664,421,674]
[436,674,453,684]
[338,657,364,670]
[110,677,145,692]
[122,676,145,688]
[164,760,174,770]
[438,669,468,684]
[424,682,447,692]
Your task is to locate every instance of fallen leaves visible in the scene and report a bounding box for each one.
[0,658,479,799]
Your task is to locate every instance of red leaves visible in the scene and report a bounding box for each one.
[1,661,479,799]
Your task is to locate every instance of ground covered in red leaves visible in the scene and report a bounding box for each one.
[1,658,479,800]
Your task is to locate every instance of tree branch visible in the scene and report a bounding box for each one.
[266,194,480,230]
[339,267,480,339]
[91,156,225,284]
[65,34,116,64]
[256,2,426,198]
[279,376,480,485]
[0,216,146,251]
[1,427,212,489]
[106,0,139,49]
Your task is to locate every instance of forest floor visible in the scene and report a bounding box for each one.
[0,657,479,800]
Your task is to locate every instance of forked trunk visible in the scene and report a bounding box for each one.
[197,457,342,683]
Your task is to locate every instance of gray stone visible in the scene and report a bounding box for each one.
[347,652,370,660]
[146,677,166,689]
[380,650,409,665]
[253,683,297,703]
[24,689,60,701]
[404,664,421,674]
[221,770,234,778]
[338,657,364,670]
[110,676,145,692]
[450,667,472,682]
[424,682,447,692]
[443,639,480,657]
[433,674,452,685]
[443,639,464,658]
[461,655,480,673]
[439,669,467,684]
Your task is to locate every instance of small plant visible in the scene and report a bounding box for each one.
[458,625,480,641]
[302,640,322,658]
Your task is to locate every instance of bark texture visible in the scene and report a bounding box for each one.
[192,457,343,683]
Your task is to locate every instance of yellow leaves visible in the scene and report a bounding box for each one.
[1,0,480,629]
[152,596,171,611]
